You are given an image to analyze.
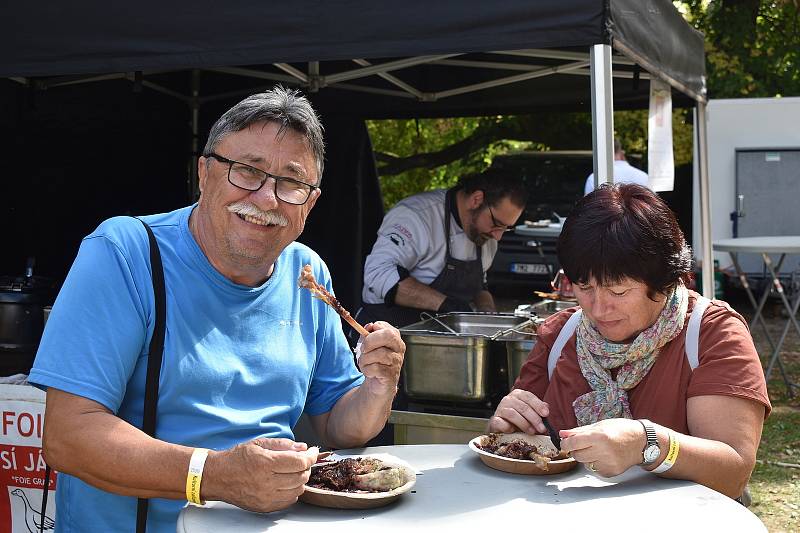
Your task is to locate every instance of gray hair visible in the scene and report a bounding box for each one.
[203,86,325,182]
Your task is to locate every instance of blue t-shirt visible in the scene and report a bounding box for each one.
[29,205,364,533]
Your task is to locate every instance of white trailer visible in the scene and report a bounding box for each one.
[693,97,800,274]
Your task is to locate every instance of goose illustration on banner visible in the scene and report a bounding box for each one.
[10,488,55,533]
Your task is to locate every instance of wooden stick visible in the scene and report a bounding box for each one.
[343,313,370,337]
[298,265,369,337]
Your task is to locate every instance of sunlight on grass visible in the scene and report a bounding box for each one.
[750,407,800,532]
[742,297,800,533]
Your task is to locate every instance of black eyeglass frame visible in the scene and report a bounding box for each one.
[487,204,516,232]
[205,152,319,205]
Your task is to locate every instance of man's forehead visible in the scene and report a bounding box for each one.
[220,127,318,178]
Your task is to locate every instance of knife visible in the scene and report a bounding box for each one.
[542,417,561,450]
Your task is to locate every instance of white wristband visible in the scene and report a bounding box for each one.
[652,432,679,474]
[186,448,210,505]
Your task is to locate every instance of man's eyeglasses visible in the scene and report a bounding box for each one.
[205,152,319,205]
[487,205,516,232]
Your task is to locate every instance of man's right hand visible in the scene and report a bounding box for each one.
[488,389,550,435]
[204,438,318,512]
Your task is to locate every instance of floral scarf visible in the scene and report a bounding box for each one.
[572,283,689,426]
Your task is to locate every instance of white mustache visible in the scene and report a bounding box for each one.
[226,202,289,226]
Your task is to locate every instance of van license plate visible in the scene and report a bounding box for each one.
[511,263,549,275]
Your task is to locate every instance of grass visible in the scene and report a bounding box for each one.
[738,295,800,533]
[750,406,800,532]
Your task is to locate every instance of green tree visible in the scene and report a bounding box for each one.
[675,0,800,97]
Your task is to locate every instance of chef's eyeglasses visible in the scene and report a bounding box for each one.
[487,205,516,232]
[205,152,319,205]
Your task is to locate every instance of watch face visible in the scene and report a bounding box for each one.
[643,444,660,464]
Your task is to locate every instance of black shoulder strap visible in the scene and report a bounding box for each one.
[39,218,167,533]
[136,217,167,533]
[39,465,51,533]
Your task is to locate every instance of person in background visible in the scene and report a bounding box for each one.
[489,183,769,501]
[359,168,527,327]
[584,138,649,195]
[29,86,405,532]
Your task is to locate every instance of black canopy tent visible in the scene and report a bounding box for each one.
[1,0,714,309]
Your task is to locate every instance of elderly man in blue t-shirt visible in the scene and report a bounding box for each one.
[29,86,405,533]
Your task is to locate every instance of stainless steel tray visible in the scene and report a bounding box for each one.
[400,313,538,402]
[495,332,536,391]
[530,299,576,317]
[401,312,534,337]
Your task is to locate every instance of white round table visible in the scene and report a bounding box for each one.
[177,444,766,533]
[713,236,800,255]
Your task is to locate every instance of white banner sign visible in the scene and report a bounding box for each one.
[648,78,675,192]
[0,387,57,532]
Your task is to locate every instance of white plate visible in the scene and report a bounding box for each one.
[300,455,417,509]
[469,433,576,476]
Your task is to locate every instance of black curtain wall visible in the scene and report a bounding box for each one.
[298,115,383,312]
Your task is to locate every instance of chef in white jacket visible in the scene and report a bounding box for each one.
[358,169,527,327]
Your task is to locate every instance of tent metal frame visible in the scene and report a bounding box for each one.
[5,45,714,298]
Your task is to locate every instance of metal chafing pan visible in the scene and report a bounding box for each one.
[500,299,576,389]
[494,331,537,391]
[400,312,539,402]
[530,299,576,316]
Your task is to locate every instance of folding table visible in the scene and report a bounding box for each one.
[713,236,800,397]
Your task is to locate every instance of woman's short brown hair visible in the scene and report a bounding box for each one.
[557,183,692,296]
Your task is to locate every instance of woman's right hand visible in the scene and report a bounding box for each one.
[488,389,550,434]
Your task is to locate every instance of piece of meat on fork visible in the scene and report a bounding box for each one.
[298,264,369,337]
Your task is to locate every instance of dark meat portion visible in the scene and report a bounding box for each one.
[496,440,546,461]
[476,433,559,469]
[307,457,388,492]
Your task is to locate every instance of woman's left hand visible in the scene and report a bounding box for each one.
[559,418,646,477]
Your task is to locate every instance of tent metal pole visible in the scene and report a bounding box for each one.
[190,69,201,202]
[435,60,588,99]
[590,44,614,187]
[433,58,651,80]
[696,101,714,299]
[352,58,423,99]
[494,49,636,66]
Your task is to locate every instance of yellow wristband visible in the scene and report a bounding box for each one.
[186,448,209,505]
[652,432,679,474]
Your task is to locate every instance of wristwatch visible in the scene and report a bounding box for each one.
[638,419,660,465]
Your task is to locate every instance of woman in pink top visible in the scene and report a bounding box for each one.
[489,183,770,500]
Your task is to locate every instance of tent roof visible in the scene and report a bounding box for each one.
[4,0,705,116]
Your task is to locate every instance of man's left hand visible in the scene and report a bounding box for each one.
[357,321,405,396]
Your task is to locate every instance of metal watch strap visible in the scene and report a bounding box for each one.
[638,419,659,465]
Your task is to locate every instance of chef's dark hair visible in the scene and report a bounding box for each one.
[459,167,528,208]
[557,183,692,298]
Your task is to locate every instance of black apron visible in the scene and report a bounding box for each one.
[359,189,486,328]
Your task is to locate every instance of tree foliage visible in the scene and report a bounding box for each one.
[675,0,800,97]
